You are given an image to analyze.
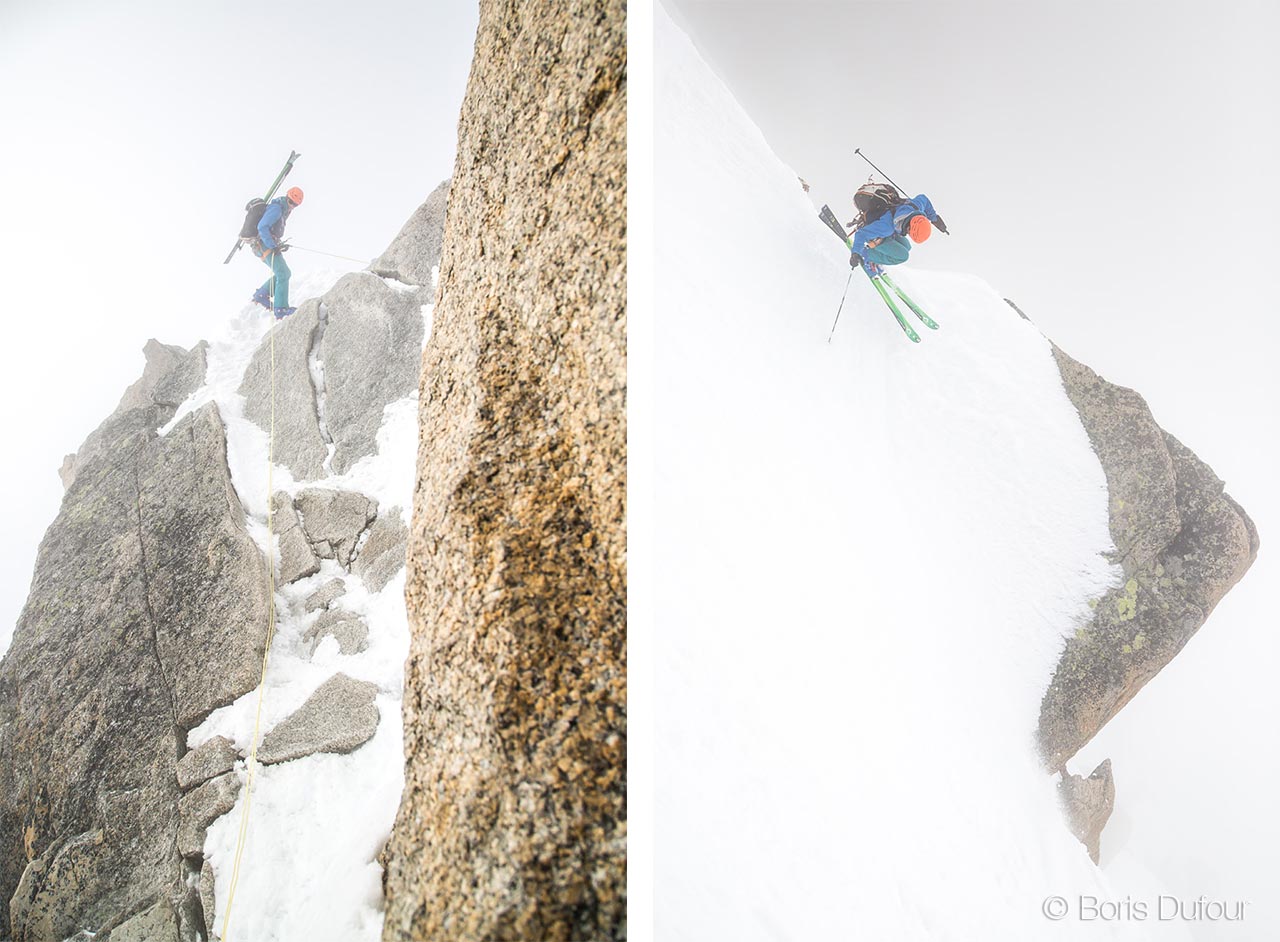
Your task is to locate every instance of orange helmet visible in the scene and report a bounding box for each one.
[907,214,932,243]
[287,186,304,206]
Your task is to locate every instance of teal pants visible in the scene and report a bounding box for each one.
[258,251,291,307]
[865,234,911,267]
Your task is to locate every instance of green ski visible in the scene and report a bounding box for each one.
[867,272,920,343]
[879,272,939,330]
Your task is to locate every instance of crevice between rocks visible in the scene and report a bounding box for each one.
[131,463,181,759]
[307,302,336,475]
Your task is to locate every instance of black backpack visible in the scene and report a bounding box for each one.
[850,182,903,230]
[239,198,269,239]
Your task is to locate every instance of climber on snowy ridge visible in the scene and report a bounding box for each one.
[846,181,948,276]
[249,185,304,319]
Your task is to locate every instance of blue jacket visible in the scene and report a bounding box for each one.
[851,194,938,256]
[257,196,293,250]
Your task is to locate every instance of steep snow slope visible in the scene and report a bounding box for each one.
[655,6,1181,940]
[159,269,427,941]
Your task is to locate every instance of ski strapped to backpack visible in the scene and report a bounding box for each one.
[222,150,301,264]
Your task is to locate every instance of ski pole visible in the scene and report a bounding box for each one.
[827,271,854,343]
[287,244,370,264]
[854,148,909,198]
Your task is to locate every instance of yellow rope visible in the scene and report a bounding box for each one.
[221,272,279,941]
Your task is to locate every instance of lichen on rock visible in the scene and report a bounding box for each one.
[1037,342,1259,770]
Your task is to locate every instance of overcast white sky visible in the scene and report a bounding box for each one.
[0,0,479,647]
[664,0,1278,937]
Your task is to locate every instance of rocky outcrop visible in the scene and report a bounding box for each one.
[238,301,330,479]
[257,673,380,765]
[319,273,426,474]
[351,510,408,592]
[295,488,377,566]
[238,272,427,479]
[1058,759,1115,864]
[304,577,346,612]
[176,773,241,858]
[274,490,323,584]
[370,178,451,290]
[175,736,238,791]
[109,899,179,942]
[303,609,369,656]
[0,356,268,937]
[383,2,627,940]
[58,339,207,491]
[1037,342,1259,769]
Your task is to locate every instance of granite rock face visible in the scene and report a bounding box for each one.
[370,178,451,290]
[109,899,180,942]
[0,386,268,937]
[238,270,429,480]
[384,2,627,940]
[319,272,426,474]
[258,673,380,765]
[1037,344,1259,769]
[238,300,329,480]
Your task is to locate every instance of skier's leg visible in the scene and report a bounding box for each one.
[272,252,292,308]
[865,235,911,267]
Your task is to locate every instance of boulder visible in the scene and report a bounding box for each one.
[152,341,209,409]
[176,736,239,792]
[304,578,347,613]
[295,488,377,567]
[108,898,179,942]
[258,673,379,766]
[1058,759,1116,864]
[273,491,321,584]
[302,610,369,656]
[237,300,329,479]
[7,830,107,942]
[177,772,241,858]
[352,510,408,592]
[317,273,425,474]
[1038,342,1260,768]
[370,178,451,290]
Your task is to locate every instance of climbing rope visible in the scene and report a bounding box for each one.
[221,272,280,941]
[286,243,369,264]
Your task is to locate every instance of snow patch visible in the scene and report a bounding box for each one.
[165,266,414,941]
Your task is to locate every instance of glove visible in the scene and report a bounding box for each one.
[850,253,863,270]
[933,215,949,235]
[278,243,291,253]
